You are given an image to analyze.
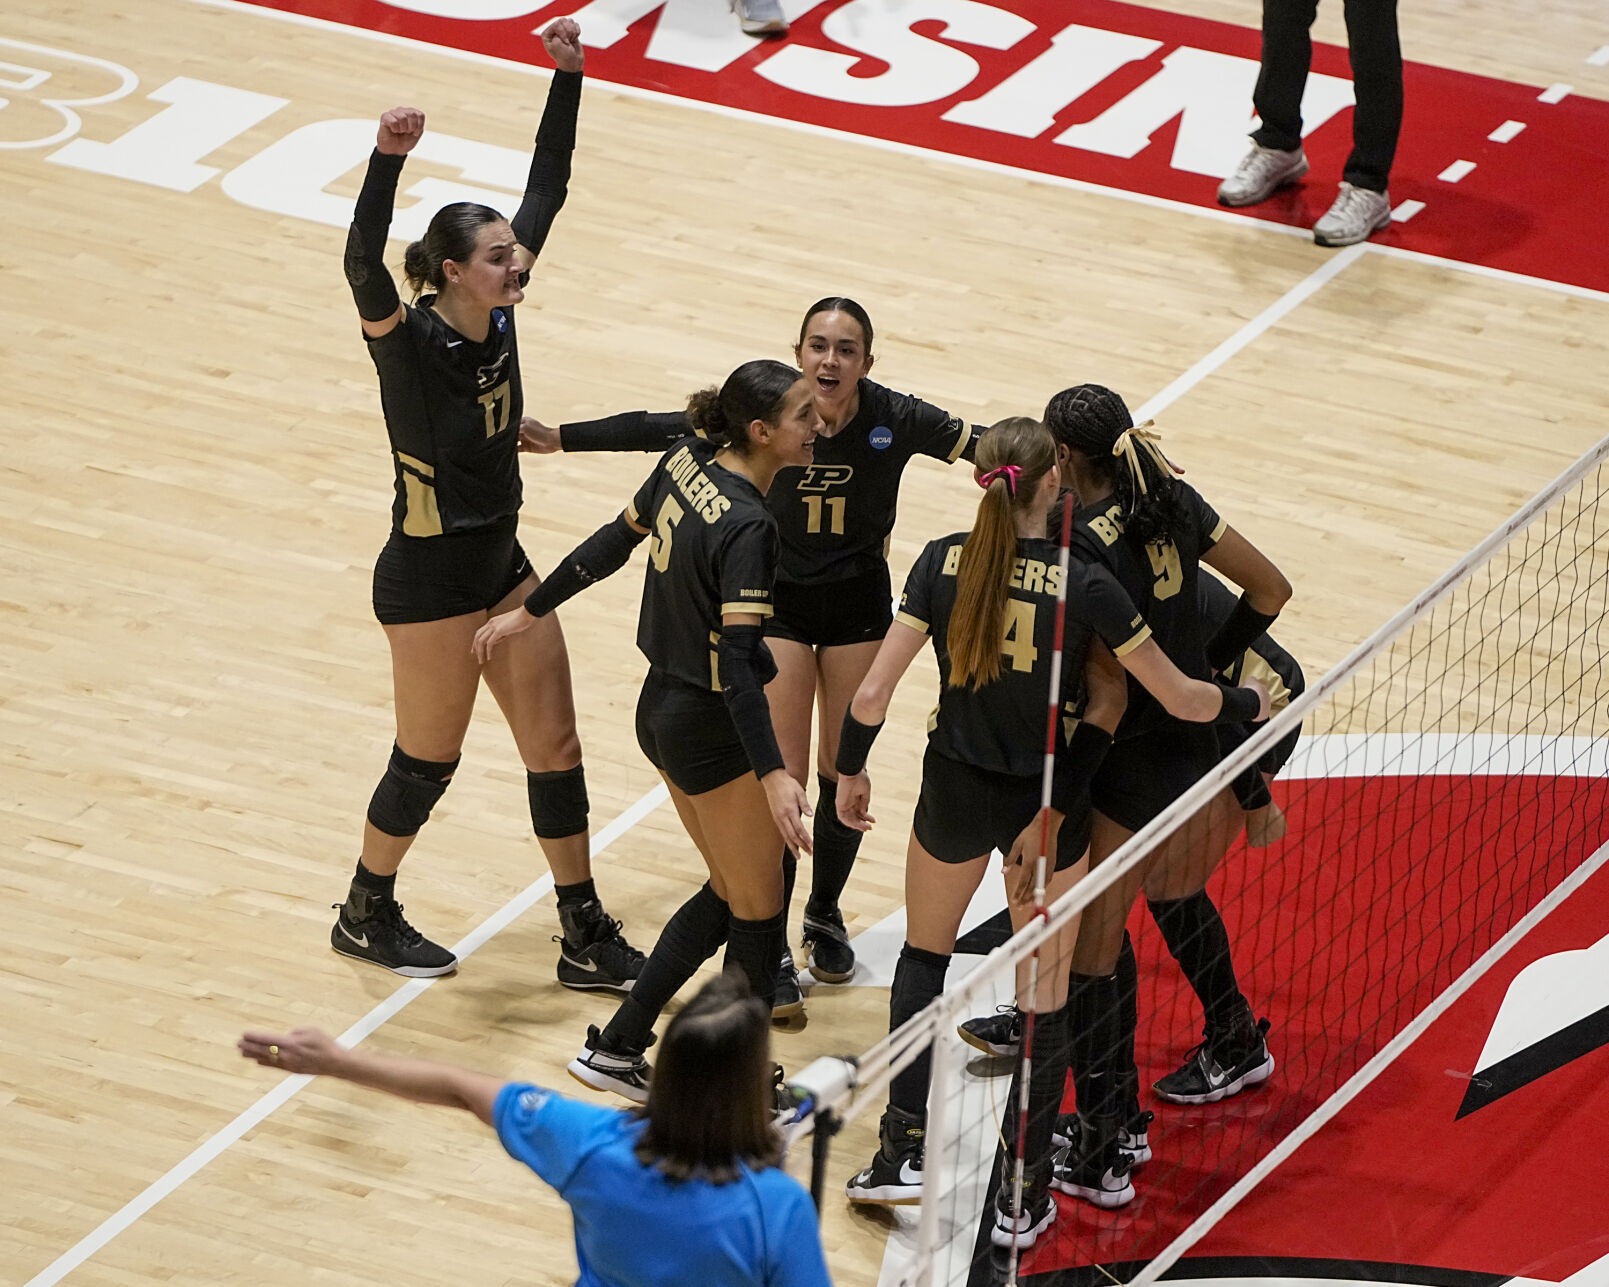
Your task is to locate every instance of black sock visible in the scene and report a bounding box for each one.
[1068,970,1123,1123]
[1004,1004,1070,1165]
[348,860,395,915]
[555,879,597,908]
[888,943,952,1118]
[1149,891,1248,1031]
[725,911,785,1009]
[780,847,798,923]
[602,883,728,1052]
[1116,930,1140,1103]
[806,773,862,917]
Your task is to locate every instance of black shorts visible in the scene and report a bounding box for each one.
[766,565,893,648]
[372,515,532,625]
[913,745,1090,871]
[1091,721,1221,833]
[635,669,753,796]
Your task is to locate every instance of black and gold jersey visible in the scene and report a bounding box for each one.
[897,533,1151,777]
[558,379,979,586]
[364,300,523,537]
[768,380,975,585]
[1067,482,1227,739]
[628,438,779,691]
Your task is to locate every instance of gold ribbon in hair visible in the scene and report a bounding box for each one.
[1111,420,1183,495]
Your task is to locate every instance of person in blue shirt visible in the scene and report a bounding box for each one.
[239,973,832,1287]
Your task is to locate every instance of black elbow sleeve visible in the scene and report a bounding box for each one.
[1051,720,1114,815]
[1206,593,1281,673]
[718,625,784,778]
[524,516,643,617]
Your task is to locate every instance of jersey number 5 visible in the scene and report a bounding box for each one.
[1146,541,1183,600]
[649,496,684,572]
[478,381,512,438]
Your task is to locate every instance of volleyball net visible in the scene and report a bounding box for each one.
[795,431,1609,1287]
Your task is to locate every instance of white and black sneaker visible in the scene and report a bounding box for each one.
[1154,1017,1274,1105]
[330,896,457,978]
[555,900,646,995]
[772,948,806,1019]
[731,0,787,36]
[1051,1114,1135,1209]
[801,906,856,983]
[991,1161,1058,1249]
[567,1026,652,1103]
[1054,1101,1153,1167]
[959,1005,1021,1058]
[845,1107,924,1204]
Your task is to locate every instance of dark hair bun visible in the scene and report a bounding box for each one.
[685,386,729,445]
[402,240,433,294]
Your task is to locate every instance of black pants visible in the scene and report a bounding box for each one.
[1251,0,1402,192]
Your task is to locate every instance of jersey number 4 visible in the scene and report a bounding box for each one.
[1000,600,1038,672]
[650,496,684,572]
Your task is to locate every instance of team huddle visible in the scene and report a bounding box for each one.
[305,16,1308,1272]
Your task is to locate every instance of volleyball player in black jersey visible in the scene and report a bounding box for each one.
[474,361,820,1102]
[331,21,642,991]
[962,571,1306,1152]
[523,300,981,1007]
[1040,385,1291,1200]
[831,421,1268,1239]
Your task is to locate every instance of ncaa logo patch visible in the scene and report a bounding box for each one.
[493,309,508,334]
[868,425,893,450]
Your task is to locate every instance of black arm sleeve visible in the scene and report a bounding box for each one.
[717,624,785,778]
[1214,681,1264,725]
[523,514,645,617]
[1205,593,1281,673]
[1050,720,1114,815]
[957,423,987,464]
[835,710,884,776]
[511,69,582,263]
[344,149,405,322]
[561,410,693,453]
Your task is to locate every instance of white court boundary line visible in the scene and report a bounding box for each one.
[20,782,670,1287]
[180,0,1609,308]
[1130,836,1609,1287]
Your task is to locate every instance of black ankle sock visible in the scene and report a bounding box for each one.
[602,883,728,1052]
[349,860,395,911]
[1149,891,1248,1030]
[555,879,597,908]
[780,847,798,923]
[1004,1004,1070,1165]
[806,773,862,916]
[888,943,952,1118]
[725,911,785,1009]
[1068,970,1123,1122]
[1115,930,1140,1101]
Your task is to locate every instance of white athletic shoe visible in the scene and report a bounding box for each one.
[1217,143,1309,207]
[731,0,787,36]
[1312,182,1393,247]
[567,1026,651,1104]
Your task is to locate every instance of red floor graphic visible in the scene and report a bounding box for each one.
[1017,772,1609,1284]
[239,0,1609,294]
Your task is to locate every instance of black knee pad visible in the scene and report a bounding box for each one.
[527,764,589,838]
[366,744,459,838]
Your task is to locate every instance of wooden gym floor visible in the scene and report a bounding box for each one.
[2,1,1606,1284]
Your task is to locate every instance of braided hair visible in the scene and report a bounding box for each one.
[1043,384,1189,548]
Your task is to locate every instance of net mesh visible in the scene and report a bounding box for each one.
[812,440,1609,1287]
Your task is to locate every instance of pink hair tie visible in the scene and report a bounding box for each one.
[977,465,1023,496]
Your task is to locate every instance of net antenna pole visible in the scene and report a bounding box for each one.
[1005,490,1077,1284]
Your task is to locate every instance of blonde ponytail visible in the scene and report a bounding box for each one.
[946,418,1057,690]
